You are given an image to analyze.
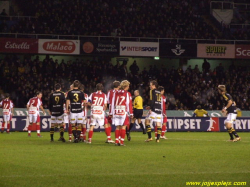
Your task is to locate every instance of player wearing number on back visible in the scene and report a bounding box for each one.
[66,80,85,143]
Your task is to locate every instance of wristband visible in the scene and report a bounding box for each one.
[224,107,227,110]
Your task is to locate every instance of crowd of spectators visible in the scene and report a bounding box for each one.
[0,55,249,111]
[0,0,219,39]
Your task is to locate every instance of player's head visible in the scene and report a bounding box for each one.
[158,86,164,95]
[55,83,61,91]
[197,105,201,109]
[134,90,139,96]
[5,93,10,98]
[218,85,226,94]
[113,80,120,89]
[80,84,84,92]
[120,80,130,90]
[96,83,103,91]
[36,91,42,98]
[73,80,80,88]
[150,80,158,90]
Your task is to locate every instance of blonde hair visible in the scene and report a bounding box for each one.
[218,85,226,92]
[120,80,130,90]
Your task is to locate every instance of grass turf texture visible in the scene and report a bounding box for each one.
[0,132,249,187]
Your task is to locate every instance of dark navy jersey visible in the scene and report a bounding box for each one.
[149,89,162,114]
[222,93,237,114]
[66,89,85,113]
[49,91,66,116]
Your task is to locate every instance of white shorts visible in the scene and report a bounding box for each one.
[70,113,84,124]
[224,113,237,124]
[90,112,105,126]
[146,111,162,123]
[63,113,69,123]
[29,114,38,124]
[113,114,127,126]
[3,114,11,122]
[51,114,64,124]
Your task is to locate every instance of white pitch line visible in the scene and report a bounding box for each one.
[1,171,250,178]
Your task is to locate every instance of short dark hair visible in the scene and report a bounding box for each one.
[96,83,103,91]
[36,91,42,96]
[197,105,201,109]
[55,83,61,90]
[80,84,84,91]
[150,80,158,88]
[73,80,80,88]
[158,86,164,91]
[5,93,10,98]
[113,81,120,88]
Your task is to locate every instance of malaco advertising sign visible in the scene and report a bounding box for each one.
[120,41,159,57]
[235,45,250,59]
[38,39,80,55]
[0,38,38,53]
[197,44,235,58]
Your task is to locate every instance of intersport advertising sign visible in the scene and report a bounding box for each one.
[0,38,38,53]
[38,39,80,55]
[235,45,250,59]
[120,41,159,57]
[197,44,235,58]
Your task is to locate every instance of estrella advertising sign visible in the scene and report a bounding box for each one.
[120,41,159,57]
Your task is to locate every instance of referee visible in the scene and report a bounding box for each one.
[127,90,146,140]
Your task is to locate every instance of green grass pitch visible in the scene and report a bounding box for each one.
[0,132,249,187]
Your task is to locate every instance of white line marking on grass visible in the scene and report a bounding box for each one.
[1,171,250,178]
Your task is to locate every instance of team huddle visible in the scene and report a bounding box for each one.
[47,79,168,146]
[0,81,241,144]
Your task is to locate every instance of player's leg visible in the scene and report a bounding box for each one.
[225,114,240,142]
[161,123,167,139]
[87,122,95,144]
[114,116,121,145]
[1,119,4,133]
[36,115,41,137]
[145,114,153,142]
[126,116,134,141]
[138,118,146,134]
[58,115,65,142]
[28,114,34,136]
[120,125,127,146]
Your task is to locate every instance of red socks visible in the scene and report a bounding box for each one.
[7,123,10,133]
[161,125,166,136]
[88,130,93,142]
[105,127,111,140]
[120,129,126,144]
[115,129,120,143]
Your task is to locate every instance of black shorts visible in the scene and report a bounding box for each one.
[133,109,143,119]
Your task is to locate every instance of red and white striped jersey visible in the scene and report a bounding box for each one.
[89,91,107,115]
[0,99,14,115]
[161,95,166,116]
[111,90,133,116]
[82,93,88,116]
[27,97,42,114]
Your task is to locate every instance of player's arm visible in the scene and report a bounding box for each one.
[222,98,233,113]
[11,101,14,115]
[66,99,70,113]
[127,92,133,118]
[39,105,46,115]
[204,110,209,117]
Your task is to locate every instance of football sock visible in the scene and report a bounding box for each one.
[154,125,157,138]
[36,124,40,135]
[120,129,126,144]
[7,123,10,133]
[83,127,86,140]
[115,129,120,143]
[60,126,64,138]
[1,122,5,132]
[72,126,76,138]
[105,127,111,140]
[77,126,81,139]
[227,128,234,140]
[146,125,151,139]
[88,130,93,142]
[139,122,145,132]
[161,125,166,136]
[28,125,32,135]
[129,123,134,132]
[68,124,72,140]
[50,127,55,140]
[157,128,162,140]
[230,127,239,138]
[109,126,112,132]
